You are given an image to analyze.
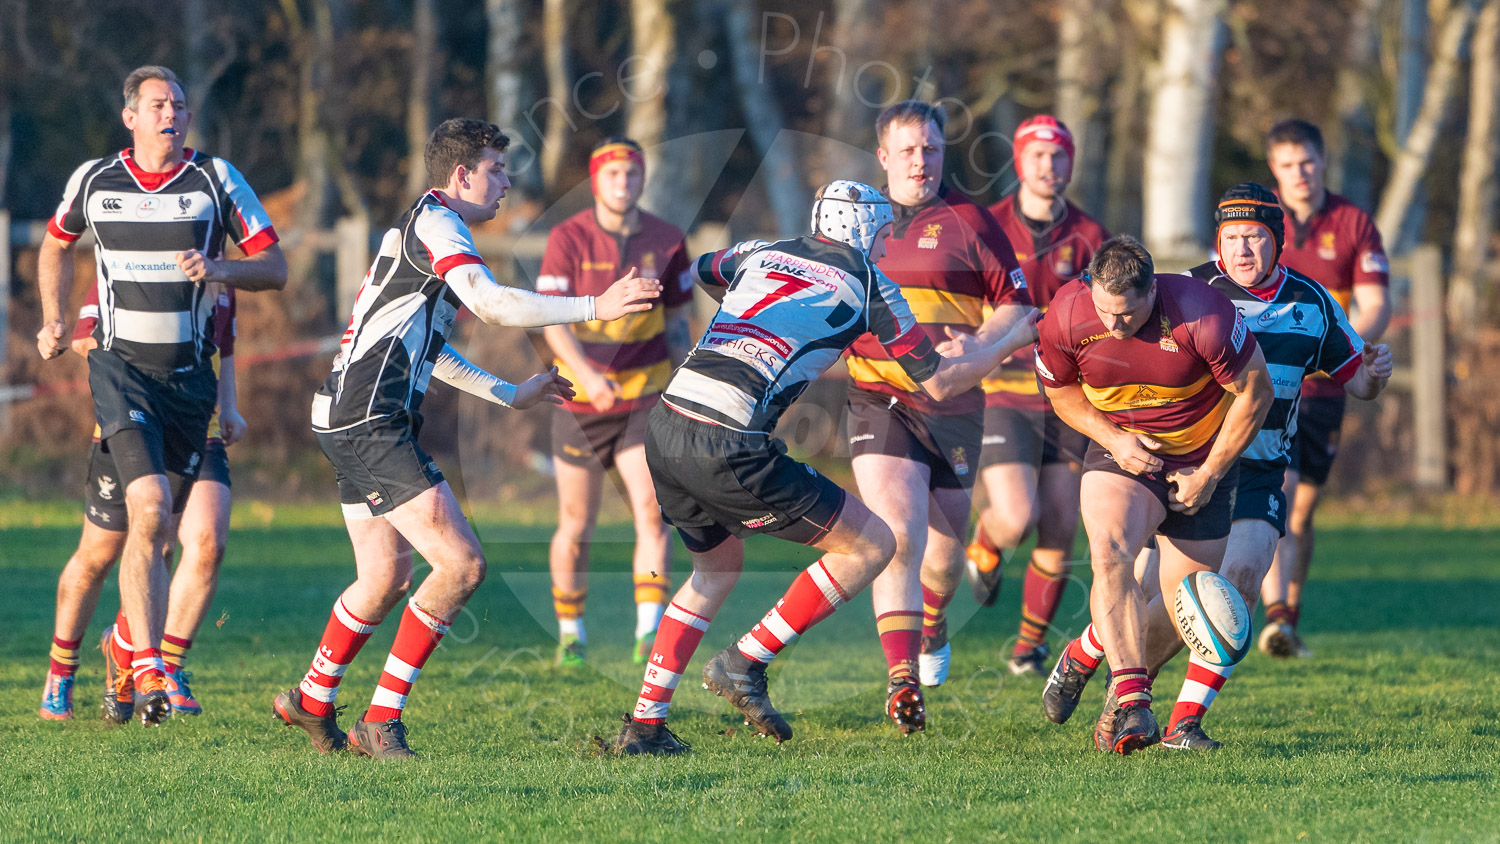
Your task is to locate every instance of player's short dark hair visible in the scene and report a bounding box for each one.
[876,100,947,145]
[123,66,183,111]
[1266,119,1325,158]
[592,136,642,156]
[1087,235,1155,296]
[425,118,511,189]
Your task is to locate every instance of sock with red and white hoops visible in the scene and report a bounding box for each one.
[1066,623,1106,672]
[298,596,377,717]
[363,601,451,723]
[633,602,711,724]
[736,559,848,663]
[1168,655,1233,729]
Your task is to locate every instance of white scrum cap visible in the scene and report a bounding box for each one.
[810,180,893,256]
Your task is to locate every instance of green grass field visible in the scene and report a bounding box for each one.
[1,506,1497,842]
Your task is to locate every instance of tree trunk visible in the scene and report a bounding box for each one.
[486,0,541,200]
[1105,6,1148,238]
[405,0,438,199]
[715,0,807,236]
[1142,0,1226,264]
[1324,0,1381,209]
[824,0,884,152]
[628,0,675,218]
[1375,1,1477,250]
[1056,0,1110,215]
[183,0,236,151]
[540,0,574,199]
[1450,0,1500,338]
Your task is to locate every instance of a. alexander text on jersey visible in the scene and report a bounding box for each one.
[1034,275,1258,471]
[1277,191,1387,399]
[1188,261,1363,473]
[664,236,940,434]
[536,209,693,413]
[48,148,277,372]
[313,192,487,432]
[984,194,1109,411]
[845,185,1030,416]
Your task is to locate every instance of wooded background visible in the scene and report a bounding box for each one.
[2,0,1496,506]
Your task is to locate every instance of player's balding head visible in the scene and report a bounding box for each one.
[425,119,511,189]
[1087,235,1155,297]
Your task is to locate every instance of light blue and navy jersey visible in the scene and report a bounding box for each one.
[1188,260,1364,473]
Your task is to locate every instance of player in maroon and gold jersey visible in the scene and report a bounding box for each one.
[1033,236,1273,754]
[537,138,694,667]
[968,115,1110,677]
[844,100,1031,729]
[1259,120,1391,658]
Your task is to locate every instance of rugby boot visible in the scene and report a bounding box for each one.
[349,717,417,760]
[633,631,656,666]
[1007,642,1051,678]
[702,646,792,743]
[1287,629,1314,659]
[918,618,950,687]
[1041,645,1097,724]
[965,538,1003,607]
[137,673,173,726]
[273,687,348,753]
[40,671,76,721]
[614,714,691,756]
[1110,705,1161,756]
[556,634,586,667]
[1258,621,1295,659]
[164,668,202,715]
[100,627,134,725]
[1092,674,1119,753]
[886,678,927,735]
[1161,715,1223,751]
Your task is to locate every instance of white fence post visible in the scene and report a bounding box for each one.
[335,216,371,320]
[1410,244,1447,489]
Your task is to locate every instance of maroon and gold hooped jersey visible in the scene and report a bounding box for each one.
[1035,275,1258,471]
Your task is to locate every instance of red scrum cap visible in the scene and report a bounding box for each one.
[1013,115,1075,180]
[589,138,645,184]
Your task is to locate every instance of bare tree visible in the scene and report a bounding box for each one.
[183,0,237,152]
[405,0,438,199]
[628,0,675,216]
[1056,0,1111,214]
[486,0,541,201]
[824,0,885,152]
[1324,0,1381,209]
[540,0,575,196]
[1375,0,1477,250]
[1142,0,1226,263]
[1450,0,1500,337]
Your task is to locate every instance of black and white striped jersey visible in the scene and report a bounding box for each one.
[312,192,492,432]
[1188,260,1364,472]
[48,148,277,372]
[664,236,942,434]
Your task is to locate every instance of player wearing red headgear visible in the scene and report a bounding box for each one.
[537,137,694,667]
[967,115,1110,677]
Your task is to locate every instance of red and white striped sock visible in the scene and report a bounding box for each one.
[1169,655,1234,729]
[110,612,135,672]
[298,596,377,718]
[363,601,451,723]
[131,648,167,686]
[633,602,711,724]
[736,559,847,664]
[1066,623,1106,672]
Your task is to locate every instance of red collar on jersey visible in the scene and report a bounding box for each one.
[1217,259,1286,302]
[122,147,195,191]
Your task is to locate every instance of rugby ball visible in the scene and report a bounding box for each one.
[1173,571,1251,666]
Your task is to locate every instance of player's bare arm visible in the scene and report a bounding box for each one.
[920,310,1040,401]
[1167,344,1274,514]
[1349,283,1390,343]
[1344,343,1393,401]
[175,243,288,291]
[1044,381,1165,475]
[35,233,77,360]
[542,323,620,412]
[218,354,248,445]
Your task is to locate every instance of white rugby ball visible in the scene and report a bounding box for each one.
[1173,571,1251,666]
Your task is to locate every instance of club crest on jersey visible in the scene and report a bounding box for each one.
[1360,250,1389,274]
[640,252,657,275]
[1009,267,1028,289]
[1054,244,1075,276]
[1158,315,1179,353]
[1318,232,1337,261]
[951,446,969,476]
[918,223,942,250]
[1230,312,1247,351]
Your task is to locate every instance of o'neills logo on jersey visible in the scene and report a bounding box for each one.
[918,223,942,250]
[1158,315,1179,353]
[135,197,160,218]
[581,260,615,271]
[1080,331,1111,345]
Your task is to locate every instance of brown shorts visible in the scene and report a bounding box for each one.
[552,406,650,471]
[846,389,981,491]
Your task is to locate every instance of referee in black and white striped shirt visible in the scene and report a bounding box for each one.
[35,65,286,725]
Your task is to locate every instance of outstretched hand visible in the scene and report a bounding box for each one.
[512,366,575,409]
[595,267,662,321]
